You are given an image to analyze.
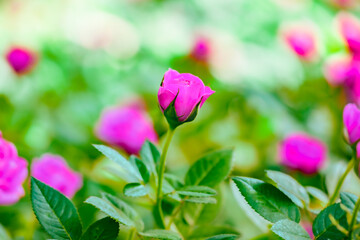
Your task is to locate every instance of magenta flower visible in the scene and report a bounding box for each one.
[5,46,36,75]
[95,103,158,155]
[324,55,352,86]
[280,133,327,174]
[282,25,317,60]
[31,154,82,198]
[158,69,215,128]
[190,38,211,62]
[343,103,360,144]
[0,132,28,205]
[301,221,314,239]
[338,13,360,55]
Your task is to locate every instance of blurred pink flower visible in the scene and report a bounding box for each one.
[158,69,215,124]
[95,103,158,155]
[31,154,82,198]
[331,0,357,8]
[324,55,352,86]
[301,221,314,239]
[338,13,360,55]
[280,133,327,174]
[0,132,28,205]
[190,37,211,62]
[356,142,360,159]
[282,25,317,60]
[5,46,36,75]
[343,103,360,144]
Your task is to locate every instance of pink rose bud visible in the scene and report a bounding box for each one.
[338,13,360,55]
[95,103,158,155]
[190,37,211,62]
[158,68,215,129]
[282,25,317,60]
[5,46,36,75]
[31,154,82,198]
[343,103,360,144]
[301,221,314,239]
[324,55,352,86]
[0,132,28,205]
[280,133,327,174]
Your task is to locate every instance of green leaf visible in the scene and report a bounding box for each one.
[185,197,217,204]
[206,234,239,240]
[271,219,311,240]
[306,187,328,204]
[81,217,119,240]
[312,203,348,240]
[139,229,182,240]
[164,173,184,190]
[130,156,150,183]
[351,227,360,240]
[140,140,160,176]
[102,193,144,231]
[194,188,222,225]
[177,186,217,198]
[123,183,149,197]
[340,192,360,222]
[93,144,141,182]
[265,170,310,208]
[190,225,240,239]
[31,177,82,240]
[232,177,300,223]
[185,150,233,187]
[0,224,11,240]
[85,196,134,227]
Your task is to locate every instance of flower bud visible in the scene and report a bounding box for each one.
[31,154,82,198]
[158,69,215,129]
[190,37,211,62]
[343,103,360,144]
[5,46,36,75]
[95,103,158,155]
[281,24,317,60]
[323,54,352,86]
[337,13,360,55]
[0,132,28,205]
[280,133,327,174]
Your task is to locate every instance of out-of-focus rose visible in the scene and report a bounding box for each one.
[356,142,360,159]
[280,133,327,174]
[331,0,357,8]
[190,37,211,62]
[338,13,360,55]
[5,46,36,75]
[31,154,82,198]
[343,103,360,144]
[281,24,318,60]
[158,69,215,128]
[95,103,158,155]
[301,221,314,239]
[324,54,352,86]
[0,132,28,205]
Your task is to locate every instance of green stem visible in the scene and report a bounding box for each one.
[155,128,175,228]
[327,158,356,206]
[349,197,360,234]
[128,228,136,240]
[166,200,186,229]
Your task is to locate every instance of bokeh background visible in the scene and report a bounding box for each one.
[1,0,360,239]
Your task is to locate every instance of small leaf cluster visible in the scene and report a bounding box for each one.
[232,170,360,240]
[31,141,239,239]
